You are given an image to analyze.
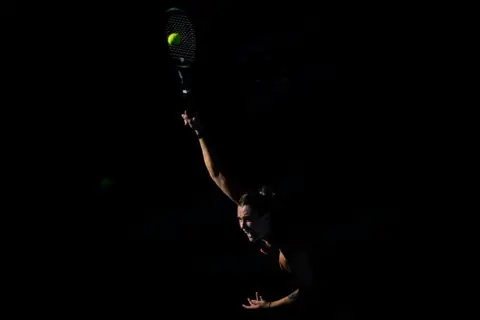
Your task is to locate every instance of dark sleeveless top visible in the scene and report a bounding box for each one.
[265,185,317,314]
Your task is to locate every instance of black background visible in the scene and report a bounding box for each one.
[17,1,414,319]
[0,0,15,16]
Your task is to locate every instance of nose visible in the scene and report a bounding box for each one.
[240,220,250,231]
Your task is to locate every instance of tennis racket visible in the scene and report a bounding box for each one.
[165,7,197,112]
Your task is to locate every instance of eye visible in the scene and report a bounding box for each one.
[238,217,251,225]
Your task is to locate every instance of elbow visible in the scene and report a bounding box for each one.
[209,170,220,179]
[206,163,221,179]
[298,284,315,301]
[209,171,222,184]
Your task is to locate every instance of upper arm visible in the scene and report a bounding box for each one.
[211,172,244,205]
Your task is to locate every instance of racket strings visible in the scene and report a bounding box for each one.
[166,14,196,62]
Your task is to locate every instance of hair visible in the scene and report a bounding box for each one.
[238,185,276,217]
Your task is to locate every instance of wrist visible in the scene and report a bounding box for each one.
[195,129,205,139]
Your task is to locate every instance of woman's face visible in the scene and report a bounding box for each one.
[237,204,271,242]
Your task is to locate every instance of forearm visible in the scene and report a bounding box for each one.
[198,135,243,203]
[198,135,222,178]
[268,289,300,308]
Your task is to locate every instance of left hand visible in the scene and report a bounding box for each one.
[242,292,269,310]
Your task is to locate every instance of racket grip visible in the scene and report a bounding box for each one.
[181,89,197,115]
[177,68,197,114]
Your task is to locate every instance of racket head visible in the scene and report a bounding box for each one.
[165,7,196,67]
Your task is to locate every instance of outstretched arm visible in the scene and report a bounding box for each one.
[182,111,244,204]
[243,250,314,310]
[242,289,301,309]
[270,250,314,308]
[268,289,300,308]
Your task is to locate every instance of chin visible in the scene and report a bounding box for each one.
[250,236,262,243]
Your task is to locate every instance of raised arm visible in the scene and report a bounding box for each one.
[182,111,244,204]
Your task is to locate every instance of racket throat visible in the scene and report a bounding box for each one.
[177,69,184,84]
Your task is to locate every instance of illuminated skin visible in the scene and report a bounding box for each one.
[182,110,312,310]
[237,205,271,243]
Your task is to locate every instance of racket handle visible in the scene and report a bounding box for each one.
[181,88,197,116]
[177,68,197,114]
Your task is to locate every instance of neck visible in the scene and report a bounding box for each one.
[261,237,278,251]
[262,232,276,246]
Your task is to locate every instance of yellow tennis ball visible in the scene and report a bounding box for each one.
[168,33,181,45]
